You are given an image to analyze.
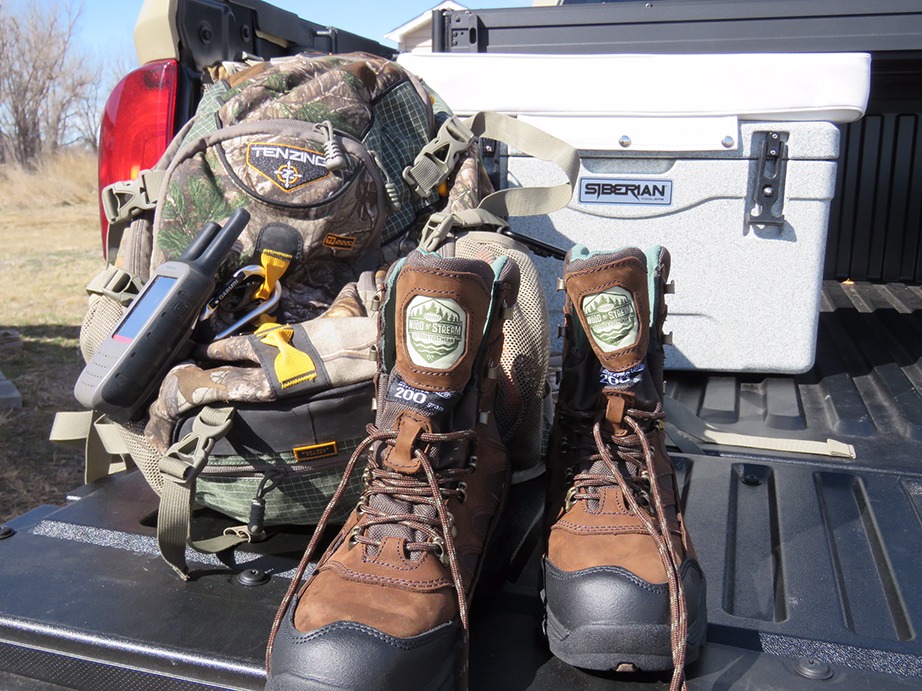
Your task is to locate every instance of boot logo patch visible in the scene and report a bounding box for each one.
[406,296,466,369]
[583,287,639,352]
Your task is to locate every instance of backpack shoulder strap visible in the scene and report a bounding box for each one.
[157,405,239,580]
[465,111,580,219]
[414,111,580,251]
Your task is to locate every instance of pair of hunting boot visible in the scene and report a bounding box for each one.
[266,246,705,690]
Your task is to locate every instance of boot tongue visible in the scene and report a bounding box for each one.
[381,253,494,474]
[382,377,463,474]
[564,248,651,397]
[367,252,497,554]
[589,280,647,392]
[563,248,658,493]
[394,258,492,394]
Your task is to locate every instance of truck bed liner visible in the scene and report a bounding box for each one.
[0,283,919,689]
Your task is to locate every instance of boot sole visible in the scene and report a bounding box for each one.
[268,656,457,691]
[542,581,707,673]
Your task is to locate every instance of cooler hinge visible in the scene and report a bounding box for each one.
[747,131,787,227]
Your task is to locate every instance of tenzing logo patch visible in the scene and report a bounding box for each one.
[582,287,639,352]
[246,142,329,192]
[405,296,466,369]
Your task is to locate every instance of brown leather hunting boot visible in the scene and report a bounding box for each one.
[267,249,519,690]
[543,245,706,691]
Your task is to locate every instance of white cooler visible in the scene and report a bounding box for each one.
[399,52,871,373]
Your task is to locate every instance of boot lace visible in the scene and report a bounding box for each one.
[267,422,475,667]
[563,400,689,691]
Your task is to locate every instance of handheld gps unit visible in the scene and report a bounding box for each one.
[75,208,251,422]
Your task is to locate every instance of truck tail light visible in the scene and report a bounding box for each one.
[97,59,178,254]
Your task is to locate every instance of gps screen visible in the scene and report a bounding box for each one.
[113,276,177,343]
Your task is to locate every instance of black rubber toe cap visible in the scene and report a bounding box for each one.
[543,558,707,671]
[267,594,462,691]
[544,558,705,631]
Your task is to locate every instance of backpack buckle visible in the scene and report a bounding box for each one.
[418,212,459,252]
[101,170,165,225]
[159,406,234,486]
[403,116,476,199]
[85,265,143,305]
[159,436,212,487]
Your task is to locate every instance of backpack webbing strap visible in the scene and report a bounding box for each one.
[101,169,166,226]
[663,396,856,459]
[50,411,132,484]
[157,405,236,580]
[415,112,580,252]
[465,111,580,219]
[419,207,510,252]
[85,265,143,305]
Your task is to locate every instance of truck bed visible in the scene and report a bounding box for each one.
[0,281,919,689]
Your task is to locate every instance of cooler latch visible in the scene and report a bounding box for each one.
[747,132,787,227]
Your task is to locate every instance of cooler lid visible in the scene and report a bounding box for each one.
[398,52,870,123]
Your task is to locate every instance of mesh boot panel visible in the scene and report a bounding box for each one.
[456,231,549,480]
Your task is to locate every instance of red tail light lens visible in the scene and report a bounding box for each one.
[98,59,178,254]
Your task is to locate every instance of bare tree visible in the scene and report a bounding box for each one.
[43,47,98,153]
[0,1,101,168]
[72,46,136,153]
[0,0,8,164]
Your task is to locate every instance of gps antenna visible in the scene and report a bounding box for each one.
[196,208,251,275]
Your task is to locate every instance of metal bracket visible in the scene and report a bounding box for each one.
[747,132,787,227]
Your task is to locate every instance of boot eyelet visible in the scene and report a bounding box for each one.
[634,491,656,517]
[564,486,579,512]
[430,536,448,566]
[467,455,478,471]
[348,524,362,548]
[356,497,368,514]
[457,481,467,504]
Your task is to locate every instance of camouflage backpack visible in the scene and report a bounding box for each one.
[57,52,578,579]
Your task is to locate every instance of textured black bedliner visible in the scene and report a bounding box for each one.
[668,281,922,464]
[0,281,920,689]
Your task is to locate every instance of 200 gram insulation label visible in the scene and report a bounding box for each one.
[579,178,673,206]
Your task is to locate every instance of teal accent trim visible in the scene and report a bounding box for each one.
[382,257,408,370]
[490,255,509,282]
[643,245,664,330]
[570,244,591,260]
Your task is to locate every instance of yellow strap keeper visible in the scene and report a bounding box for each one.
[256,322,317,389]
[254,249,292,302]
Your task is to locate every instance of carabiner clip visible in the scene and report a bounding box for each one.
[200,265,266,322]
[213,281,282,340]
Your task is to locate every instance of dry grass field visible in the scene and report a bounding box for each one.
[0,150,104,521]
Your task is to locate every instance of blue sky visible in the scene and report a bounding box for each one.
[76,1,534,68]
